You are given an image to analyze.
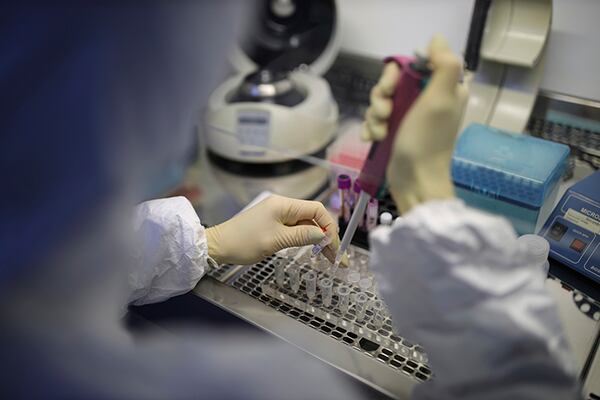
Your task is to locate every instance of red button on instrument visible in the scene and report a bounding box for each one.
[570,239,587,253]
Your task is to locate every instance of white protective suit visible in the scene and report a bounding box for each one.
[371,199,580,399]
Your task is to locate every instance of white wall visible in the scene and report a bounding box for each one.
[338,0,600,102]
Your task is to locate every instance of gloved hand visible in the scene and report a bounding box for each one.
[361,35,468,214]
[205,194,339,265]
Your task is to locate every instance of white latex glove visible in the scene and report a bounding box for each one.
[361,35,468,214]
[205,194,339,265]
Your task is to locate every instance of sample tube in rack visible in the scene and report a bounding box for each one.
[319,277,333,307]
[303,271,317,302]
[336,285,351,315]
[288,265,301,293]
[346,271,361,286]
[354,291,370,322]
[356,253,369,276]
[274,260,285,288]
[358,276,373,291]
[371,299,388,329]
[298,248,312,265]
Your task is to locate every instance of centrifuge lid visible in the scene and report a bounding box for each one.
[230,0,341,76]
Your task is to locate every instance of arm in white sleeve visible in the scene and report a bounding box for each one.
[369,199,580,400]
[129,196,209,305]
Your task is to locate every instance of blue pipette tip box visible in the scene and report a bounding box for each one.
[451,123,570,234]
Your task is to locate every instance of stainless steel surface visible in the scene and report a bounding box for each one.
[194,246,430,399]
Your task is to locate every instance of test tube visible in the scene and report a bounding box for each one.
[358,256,369,276]
[346,271,361,286]
[274,260,285,288]
[366,198,379,231]
[358,276,373,291]
[338,174,352,223]
[319,277,333,307]
[315,253,331,272]
[288,265,300,293]
[336,285,351,315]
[371,299,387,329]
[354,291,370,322]
[311,235,332,258]
[303,271,317,302]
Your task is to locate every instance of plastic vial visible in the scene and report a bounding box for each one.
[359,276,373,291]
[346,271,361,286]
[311,235,332,258]
[315,253,331,271]
[319,277,333,307]
[288,265,301,294]
[274,260,285,288]
[366,198,379,231]
[338,174,352,223]
[297,248,312,265]
[358,256,369,276]
[371,299,387,329]
[379,212,393,226]
[354,291,369,322]
[518,234,550,275]
[336,285,351,315]
[303,271,318,302]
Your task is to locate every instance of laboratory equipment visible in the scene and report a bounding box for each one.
[204,244,432,397]
[335,55,431,267]
[336,285,351,315]
[452,123,569,234]
[319,277,333,307]
[205,0,340,165]
[359,276,373,291]
[326,120,371,176]
[354,291,370,322]
[311,235,332,258]
[379,212,393,226]
[517,234,550,274]
[288,264,301,293]
[346,271,361,286]
[337,188,400,250]
[303,271,318,302]
[338,174,352,223]
[313,253,331,272]
[540,170,600,284]
[352,180,364,229]
[358,255,369,276]
[274,259,285,288]
[366,198,379,231]
[371,299,388,329]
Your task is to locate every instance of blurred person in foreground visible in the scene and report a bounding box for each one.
[0,2,579,400]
